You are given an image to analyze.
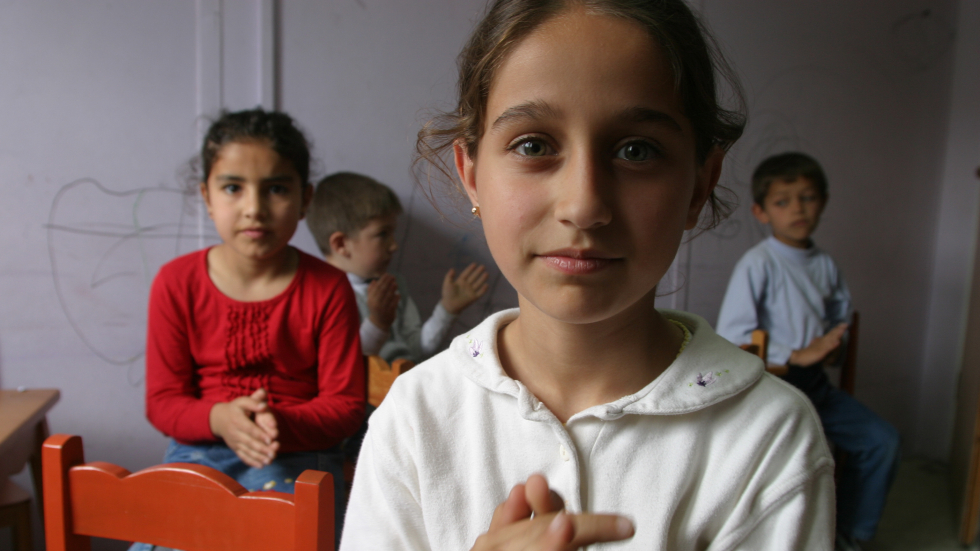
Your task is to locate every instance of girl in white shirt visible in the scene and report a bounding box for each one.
[341,1,835,549]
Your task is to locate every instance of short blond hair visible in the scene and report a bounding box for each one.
[306,172,403,255]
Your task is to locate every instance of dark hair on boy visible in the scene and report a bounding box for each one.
[751,152,829,207]
[415,0,746,229]
[201,108,312,183]
[307,172,404,256]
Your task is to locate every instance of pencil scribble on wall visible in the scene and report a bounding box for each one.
[46,178,217,380]
[889,9,955,73]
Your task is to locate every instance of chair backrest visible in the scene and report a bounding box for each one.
[367,355,414,407]
[839,311,859,395]
[43,434,334,551]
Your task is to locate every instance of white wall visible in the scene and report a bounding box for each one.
[915,0,980,460]
[0,1,972,549]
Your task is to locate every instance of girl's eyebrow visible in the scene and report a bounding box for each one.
[214,174,295,183]
[490,101,561,133]
[490,102,683,133]
[620,106,683,133]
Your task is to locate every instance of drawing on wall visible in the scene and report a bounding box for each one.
[46,178,217,379]
[890,9,955,73]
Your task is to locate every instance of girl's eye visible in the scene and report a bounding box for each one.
[269,184,289,195]
[222,184,241,194]
[615,141,657,162]
[774,200,788,207]
[512,139,551,157]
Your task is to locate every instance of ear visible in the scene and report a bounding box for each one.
[299,183,313,219]
[199,181,214,220]
[751,203,770,225]
[686,147,725,230]
[328,231,350,258]
[454,141,480,208]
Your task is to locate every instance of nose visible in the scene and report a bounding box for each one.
[389,238,398,253]
[243,187,267,219]
[553,150,612,230]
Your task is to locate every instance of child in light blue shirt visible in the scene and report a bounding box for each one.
[716,152,899,551]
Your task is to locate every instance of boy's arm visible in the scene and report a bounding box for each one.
[420,301,457,358]
[360,317,389,356]
[715,257,765,347]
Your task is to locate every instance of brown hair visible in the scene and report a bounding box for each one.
[306,172,403,256]
[751,152,829,207]
[415,0,746,229]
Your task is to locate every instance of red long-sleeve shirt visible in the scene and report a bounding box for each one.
[145,248,365,453]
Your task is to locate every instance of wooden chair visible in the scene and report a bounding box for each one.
[739,311,860,394]
[367,355,415,407]
[42,434,335,551]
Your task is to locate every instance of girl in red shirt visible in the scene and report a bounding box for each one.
[136,109,364,550]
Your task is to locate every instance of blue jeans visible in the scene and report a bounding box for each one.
[783,367,901,541]
[128,440,345,550]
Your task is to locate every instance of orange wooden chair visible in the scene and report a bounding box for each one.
[43,434,335,551]
[367,355,414,407]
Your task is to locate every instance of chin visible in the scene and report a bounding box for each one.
[526,289,651,326]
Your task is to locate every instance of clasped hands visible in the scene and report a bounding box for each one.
[209,388,279,468]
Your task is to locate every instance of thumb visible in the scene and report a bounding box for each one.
[444,268,456,285]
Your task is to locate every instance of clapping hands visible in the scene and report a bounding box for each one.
[441,263,490,315]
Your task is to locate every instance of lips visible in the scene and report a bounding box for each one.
[241,228,270,239]
[537,248,619,275]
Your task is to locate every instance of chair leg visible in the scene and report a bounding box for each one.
[6,500,33,551]
[0,479,34,551]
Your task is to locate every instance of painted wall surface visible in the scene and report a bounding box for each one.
[0,1,972,549]
[915,0,980,460]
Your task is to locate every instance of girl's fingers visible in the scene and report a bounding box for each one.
[488,484,532,530]
[525,474,562,516]
[567,513,635,547]
[543,512,575,550]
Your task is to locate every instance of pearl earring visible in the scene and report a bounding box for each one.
[471,206,480,218]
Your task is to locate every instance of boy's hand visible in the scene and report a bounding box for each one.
[209,388,280,468]
[441,263,490,315]
[367,274,399,331]
[470,474,634,551]
[788,322,848,367]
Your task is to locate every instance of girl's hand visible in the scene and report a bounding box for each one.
[209,388,280,468]
[788,322,848,367]
[367,274,399,331]
[441,263,490,315]
[470,474,634,551]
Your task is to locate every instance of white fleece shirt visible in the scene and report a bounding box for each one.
[340,309,835,551]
